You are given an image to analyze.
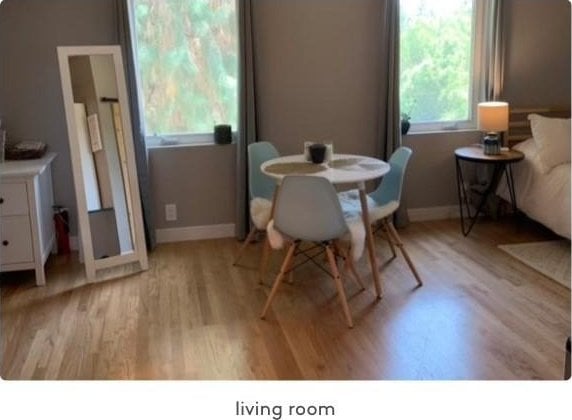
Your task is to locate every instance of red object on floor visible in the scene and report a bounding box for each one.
[54,207,70,255]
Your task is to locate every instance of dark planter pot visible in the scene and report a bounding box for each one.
[401,120,411,136]
[214,124,232,144]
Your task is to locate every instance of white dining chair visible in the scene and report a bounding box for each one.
[260,175,365,328]
[233,141,279,266]
[338,147,422,286]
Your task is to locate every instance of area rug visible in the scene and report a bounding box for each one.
[498,240,571,289]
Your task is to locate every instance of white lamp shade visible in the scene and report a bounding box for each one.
[478,101,509,132]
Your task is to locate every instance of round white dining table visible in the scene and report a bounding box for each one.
[261,154,390,298]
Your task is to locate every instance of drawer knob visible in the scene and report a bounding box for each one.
[2,240,8,246]
[0,197,3,204]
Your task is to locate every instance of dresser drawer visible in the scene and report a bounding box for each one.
[0,215,34,264]
[0,183,29,216]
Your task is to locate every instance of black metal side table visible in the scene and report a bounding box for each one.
[455,146,524,236]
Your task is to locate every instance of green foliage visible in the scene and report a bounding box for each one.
[134,0,471,134]
[134,0,238,135]
[400,0,473,124]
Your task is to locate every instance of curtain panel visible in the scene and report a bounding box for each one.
[235,0,258,240]
[115,0,156,250]
[476,0,506,185]
[377,0,408,226]
[481,0,505,101]
[377,0,401,162]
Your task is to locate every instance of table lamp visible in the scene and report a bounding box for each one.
[477,101,509,155]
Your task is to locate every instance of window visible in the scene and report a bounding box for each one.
[132,0,238,145]
[400,0,485,132]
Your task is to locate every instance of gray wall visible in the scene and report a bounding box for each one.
[405,0,571,209]
[503,0,571,108]
[149,144,236,228]
[1,0,570,233]
[156,0,569,219]
[0,0,117,234]
[253,0,383,157]
[402,131,481,209]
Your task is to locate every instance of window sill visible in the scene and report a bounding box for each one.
[405,128,479,136]
[146,141,235,150]
[145,133,236,149]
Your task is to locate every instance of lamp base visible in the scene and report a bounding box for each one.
[483,133,501,155]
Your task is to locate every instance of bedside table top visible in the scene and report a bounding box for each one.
[455,145,524,163]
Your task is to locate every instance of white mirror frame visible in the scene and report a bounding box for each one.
[57,45,148,281]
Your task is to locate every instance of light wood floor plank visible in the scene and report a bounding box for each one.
[1,218,569,380]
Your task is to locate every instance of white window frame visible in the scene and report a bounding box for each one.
[129,0,238,147]
[145,132,233,148]
[405,0,489,134]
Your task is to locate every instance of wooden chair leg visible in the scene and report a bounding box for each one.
[386,220,423,286]
[345,255,365,291]
[331,240,346,276]
[260,242,298,319]
[358,189,383,298]
[335,241,365,291]
[259,236,272,285]
[233,226,258,266]
[286,244,296,284]
[259,185,280,284]
[381,219,397,258]
[325,245,354,328]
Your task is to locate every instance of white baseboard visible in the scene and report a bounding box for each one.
[408,205,460,222]
[156,210,460,243]
[156,223,235,243]
[76,209,462,248]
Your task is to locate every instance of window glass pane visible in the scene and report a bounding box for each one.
[400,0,473,124]
[133,0,238,136]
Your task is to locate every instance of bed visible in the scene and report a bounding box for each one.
[496,108,571,239]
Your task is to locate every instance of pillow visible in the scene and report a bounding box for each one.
[528,114,571,173]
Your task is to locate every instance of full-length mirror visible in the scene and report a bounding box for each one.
[57,45,148,280]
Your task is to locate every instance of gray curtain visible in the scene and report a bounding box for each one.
[377,0,407,226]
[235,0,258,240]
[476,0,506,185]
[482,0,505,101]
[115,0,156,249]
[377,0,401,162]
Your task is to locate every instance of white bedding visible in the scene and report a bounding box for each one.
[497,138,571,239]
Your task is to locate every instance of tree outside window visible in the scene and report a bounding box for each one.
[400,0,474,129]
[133,0,238,139]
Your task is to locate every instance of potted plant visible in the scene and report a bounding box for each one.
[401,112,411,135]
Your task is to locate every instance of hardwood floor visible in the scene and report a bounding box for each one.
[1,218,570,380]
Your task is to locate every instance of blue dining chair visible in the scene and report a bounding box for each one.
[233,141,279,265]
[260,175,362,328]
[339,146,422,286]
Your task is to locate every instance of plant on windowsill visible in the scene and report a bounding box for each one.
[401,112,411,135]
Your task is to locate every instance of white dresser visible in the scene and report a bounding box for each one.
[0,153,56,286]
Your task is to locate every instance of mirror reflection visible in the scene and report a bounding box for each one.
[67,54,134,259]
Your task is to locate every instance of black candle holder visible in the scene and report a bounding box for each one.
[309,143,326,164]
